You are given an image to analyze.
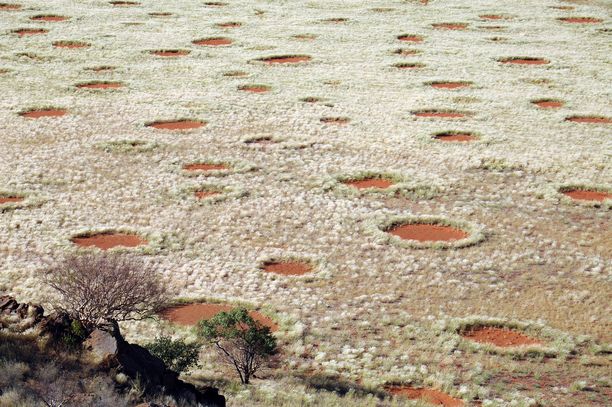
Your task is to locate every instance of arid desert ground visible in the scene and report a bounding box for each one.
[1,0,611,406]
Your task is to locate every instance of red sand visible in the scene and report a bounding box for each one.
[77,82,122,89]
[151,50,189,57]
[430,82,471,89]
[559,17,602,24]
[398,34,423,42]
[72,233,147,250]
[562,189,611,202]
[53,41,90,48]
[182,163,229,171]
[216,22,241,28]
[565,116,611,124]
[263,261,312,276]
[259,55,311,64]
[320,117,350,125]
[432,23,468,30]
[462,327,542,347]
[500,58,549,65]
[344,178,394,189]
[195,190,220,199]
[147,120,204,130]
[193,37,232,46]
[160,303,278,331]
[14,28,48,36]
[480,15,505,20]
[20,109,67,118]
[414,111,465,118]
[31,15,68,22]
[533,100,563,109]
[434,132,477,142]
[388,223,468,242]
[386,386,464,407]
[0,3,21,10]
[0,196,24,204]
[239,85,270,93]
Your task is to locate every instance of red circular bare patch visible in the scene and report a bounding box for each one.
[388,223,468,242]
[31,15,68,22]
[77,81,122,89]
[462,326,542,347]
[0,3,21,10]
[160,303,278,331]
[532,99,563,109]
[344,178,394,189]
[414,110,466,118]
[239,85,270,93]
[0,196,24,204]
[565,116,611,124]
[147,120,204,130]
[397,34,423,42]
[193,37,232,46]
[559,17,602,24]
[53,41,90,49]
[195,190,221,199]
[150,49,189,57]
[434,132,477,142]
[263,261,312,276]
[500,57,549,65]
[257,55,311,64]
[20,108,67,118]
[432,22,468,30]
[14,28,48,36]
[386,386,464,407]
[183,163,229,171]
[562,189,611,202]
[71,233,147,250]
[430,81,471,89]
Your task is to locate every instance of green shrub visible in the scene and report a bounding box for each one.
[145,335,200,373]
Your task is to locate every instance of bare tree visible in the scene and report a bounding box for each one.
[45,254,169,331]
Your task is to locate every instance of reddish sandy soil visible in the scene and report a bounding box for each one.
[160,303,278,331]
[239,85,270,93]
[398,34,424,42]
[14,28,48,36]
[500,58,549,65]
[430,82,471,89]
[262,261,312,276]
[343,178,395,189]
[77,82,122,89]
[0,196,24,204]
[216,22,241,28]
[259,55,311,64]
[533,100,564,108]
[31,15,68,22]
[565,116,611,124]
[195,190,221,199]
[414,111,465,118]
[562,189,611,202]
[320,117,350,125]
[434,132,477,142]
[151,50,189,57]
[53,41,90,48]
[147,120,204,130]
[20,109,67,118]
[193,37,232,46]
[461,326,542,347]
[71,233,147,250]
[388,223,468,242]
[182,163,229,171]
[386,386,464,407]
[559,17,602,24]
[479,14,505,20]
[0,3,22,10]
[432,23,468,30]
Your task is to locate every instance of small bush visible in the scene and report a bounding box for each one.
[145,335,201,373]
